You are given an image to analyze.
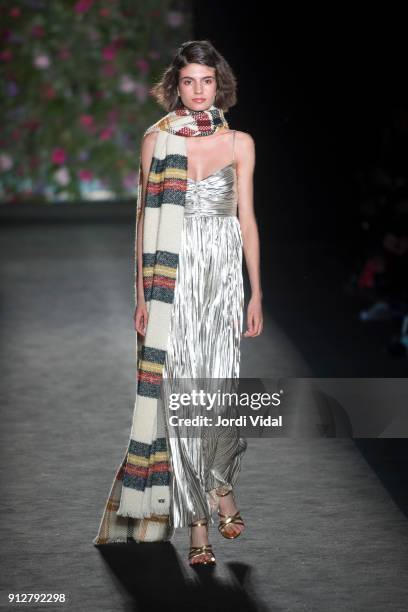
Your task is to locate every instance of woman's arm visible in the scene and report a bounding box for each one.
[235,131,263,337]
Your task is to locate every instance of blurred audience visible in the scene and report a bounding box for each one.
[345,109,408,357]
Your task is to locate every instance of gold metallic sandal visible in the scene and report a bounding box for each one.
[188,519,216,566]
[216,489,245,540]
[217,510,245,539]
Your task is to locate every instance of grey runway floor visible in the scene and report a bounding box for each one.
[1,222,407,611]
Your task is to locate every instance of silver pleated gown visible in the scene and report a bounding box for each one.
[161,160,247,529]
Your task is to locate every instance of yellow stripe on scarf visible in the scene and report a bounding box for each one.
[149,167,186,183]
[128,451,169,467]
[139,360,162,374]
[142,264,177,279]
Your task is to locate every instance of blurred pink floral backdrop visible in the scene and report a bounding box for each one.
[0,0,191,203]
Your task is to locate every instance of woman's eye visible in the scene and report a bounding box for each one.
[182,79,213,85]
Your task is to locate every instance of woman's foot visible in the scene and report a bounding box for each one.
[189,519,216,565]
[217,490,245,538]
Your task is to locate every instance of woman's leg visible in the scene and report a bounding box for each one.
[203,401,247,537]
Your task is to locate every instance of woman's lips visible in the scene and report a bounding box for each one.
[192,98,205,102]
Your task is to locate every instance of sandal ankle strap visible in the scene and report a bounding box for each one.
[188,519,208,528]
[215,488,233,497]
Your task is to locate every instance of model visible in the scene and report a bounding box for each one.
[93,40,263,567]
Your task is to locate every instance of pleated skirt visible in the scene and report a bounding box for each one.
[161,213,247,528]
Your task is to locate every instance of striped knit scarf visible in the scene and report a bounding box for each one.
[93,104,229,545]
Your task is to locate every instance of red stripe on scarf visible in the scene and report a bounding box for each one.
[147,178,187,195]
[152,275,175,288]
[138,371,162,385]
[125,462,170,477]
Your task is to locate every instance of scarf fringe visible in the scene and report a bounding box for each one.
[92,451,174,545]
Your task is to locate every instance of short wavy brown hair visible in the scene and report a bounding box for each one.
[150,40,237,113]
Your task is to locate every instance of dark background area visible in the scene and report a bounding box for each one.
[194,4,406,244]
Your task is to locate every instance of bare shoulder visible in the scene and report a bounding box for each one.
[234,131,255,170]
[234,130,255,150]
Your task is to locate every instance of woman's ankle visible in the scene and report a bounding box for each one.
[215,484,232,497]
[190,520,209,545]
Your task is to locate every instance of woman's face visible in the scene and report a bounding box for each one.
[178,63,217,111]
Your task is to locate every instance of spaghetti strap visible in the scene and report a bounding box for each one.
[232,130,236,164]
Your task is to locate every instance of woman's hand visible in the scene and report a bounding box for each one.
[243,294,263,337]
[134,303,149,336]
